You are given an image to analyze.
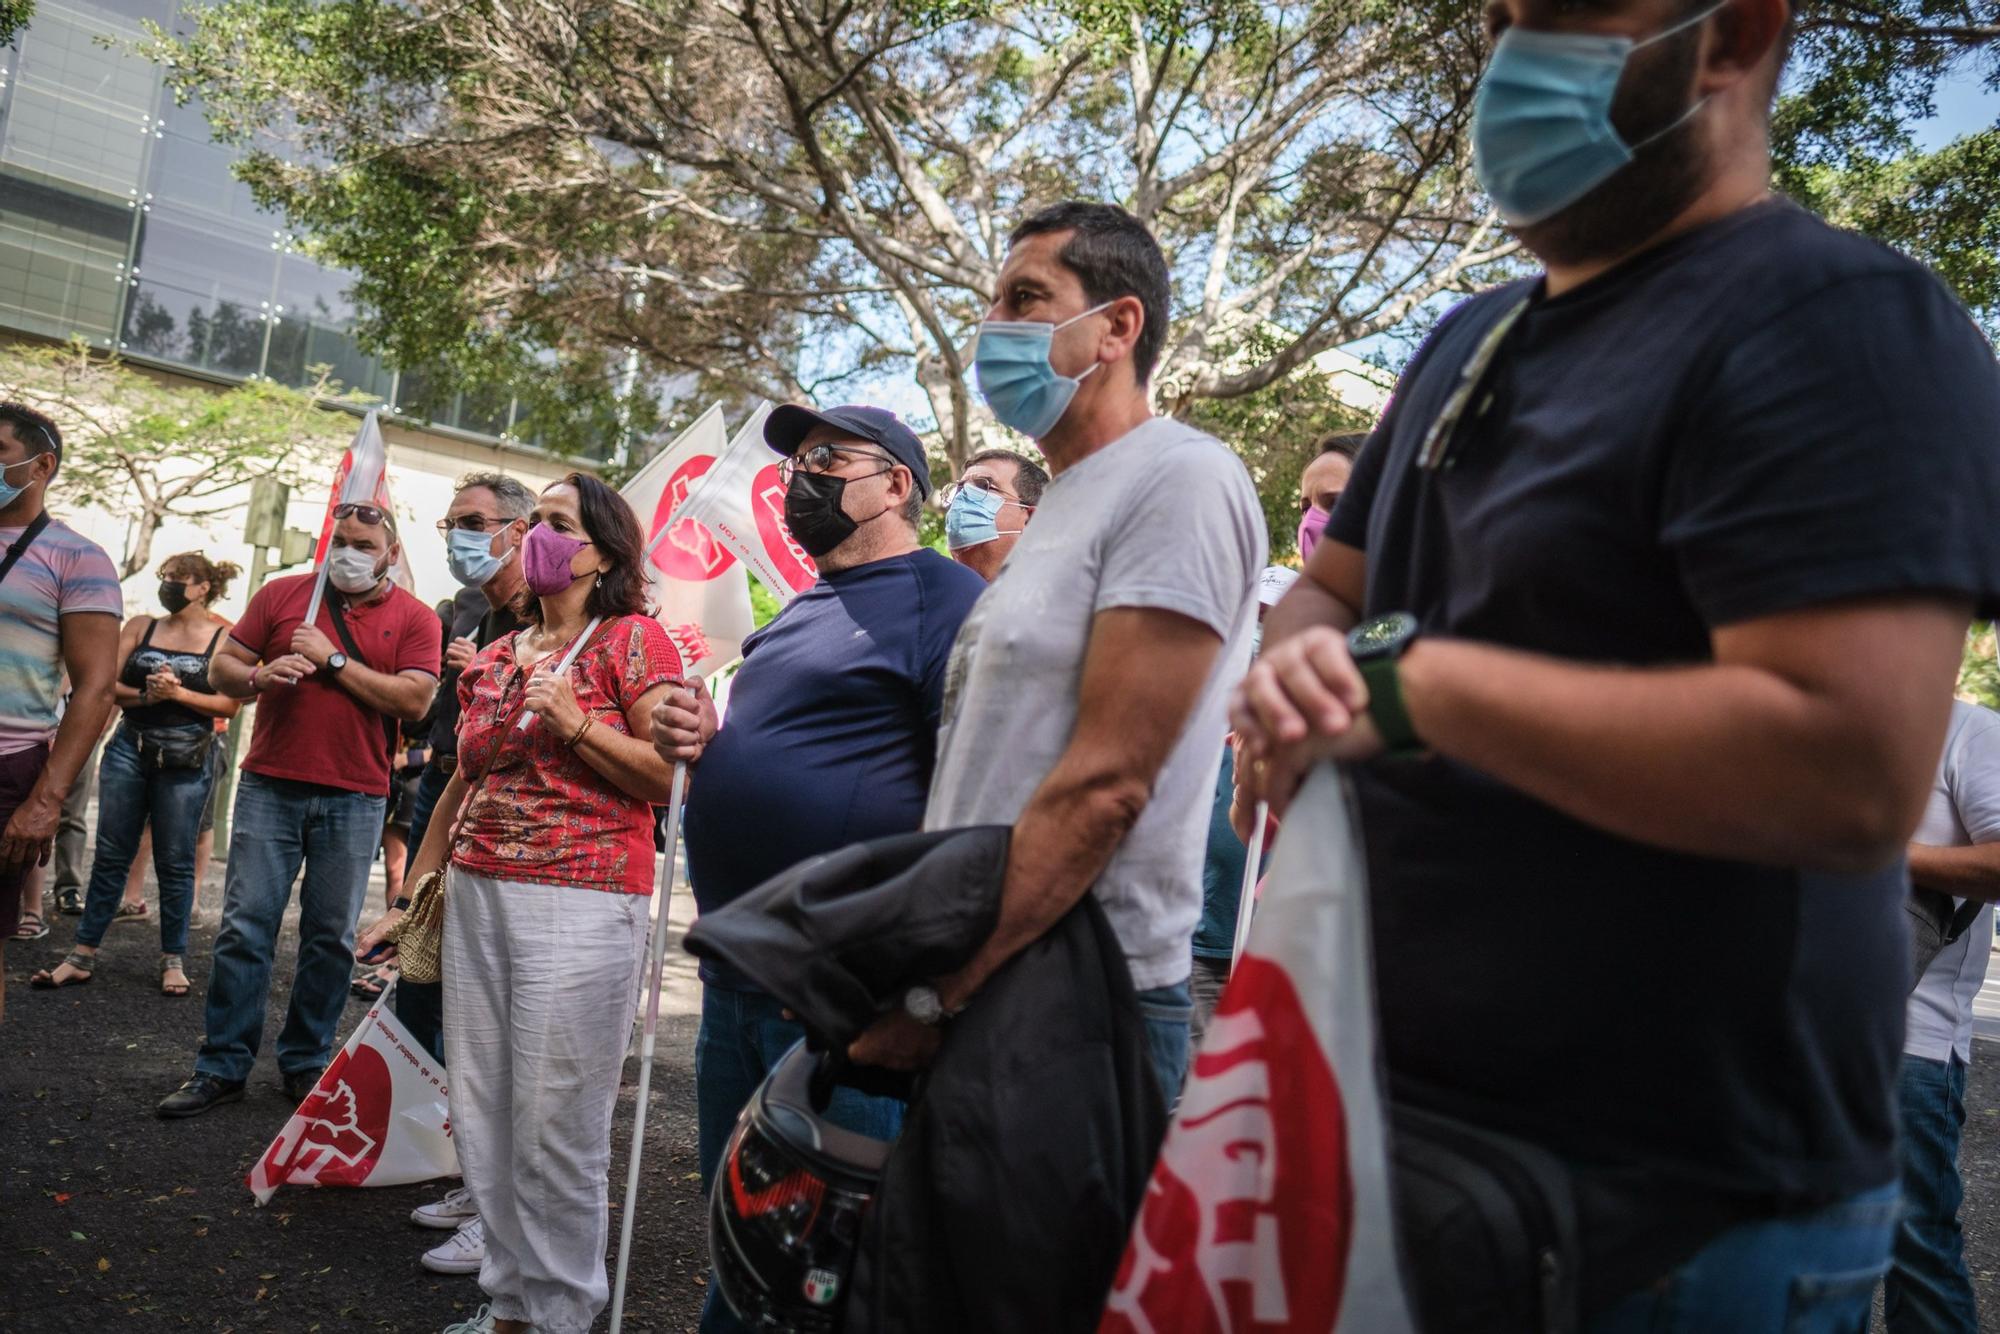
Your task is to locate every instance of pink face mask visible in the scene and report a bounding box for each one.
[1297,504,1331,561]
[521,522,592,597]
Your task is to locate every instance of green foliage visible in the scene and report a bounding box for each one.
[1963,623,2000,711]
[0,0,33,46]
[1183,354,1372,559]
[0,338,358,577]
[748,575,784,630]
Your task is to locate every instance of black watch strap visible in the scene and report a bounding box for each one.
[391,896,412,912]
[1358,655,1421,756]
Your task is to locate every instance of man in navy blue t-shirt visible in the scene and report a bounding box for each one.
[1234,2,2000,1329]
[651,402,983,1334]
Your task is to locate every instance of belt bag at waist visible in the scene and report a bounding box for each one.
[129,723,215,773]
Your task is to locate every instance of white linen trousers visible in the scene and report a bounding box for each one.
[442,869,649,1334]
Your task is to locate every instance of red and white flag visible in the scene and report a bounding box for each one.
[248,985,457,1205]
[1100,766,1414,1334]
[650,402,817,605]
[620,403,754,677]
[305,409,412,620]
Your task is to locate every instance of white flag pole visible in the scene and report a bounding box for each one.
[300,559,334,629]
[609,757,689,1334]
[1229,800,1269,978]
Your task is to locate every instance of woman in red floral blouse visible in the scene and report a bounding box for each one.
[360,472,683,1334]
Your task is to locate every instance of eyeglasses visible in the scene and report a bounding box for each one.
[1415,294,1531,472]
[333,502,390,525]
[778,444,895,486]
[436,513,512,534]
[939,478,1031,509]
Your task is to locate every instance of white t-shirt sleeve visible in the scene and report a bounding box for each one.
[1950,708,2000,845]
[1093,435,1267,638]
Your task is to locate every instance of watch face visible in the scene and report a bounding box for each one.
[1350,611,1418,661]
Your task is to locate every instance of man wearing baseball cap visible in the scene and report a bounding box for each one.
[649,401,987,1334]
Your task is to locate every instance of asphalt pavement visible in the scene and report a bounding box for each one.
[6,850,2000,1331]
[0,861,710,1333]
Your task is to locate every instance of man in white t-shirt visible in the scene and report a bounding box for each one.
[844,201,1266,1102]
[1885,698,2000,1332]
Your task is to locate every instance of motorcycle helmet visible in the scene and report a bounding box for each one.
[709,1039,896,1331]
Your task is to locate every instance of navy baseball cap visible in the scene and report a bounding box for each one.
[764,404,934,499]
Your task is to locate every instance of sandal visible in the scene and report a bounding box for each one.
[350,963,396,1000]
[55,886,82,915]
[30,950,95,989]
[12,910,48,941]
[113,900,150,924]
[160,954,190,998]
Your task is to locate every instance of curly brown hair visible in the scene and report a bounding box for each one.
[160,551,241,606]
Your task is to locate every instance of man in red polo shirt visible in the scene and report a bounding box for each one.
[159,505,440,1118]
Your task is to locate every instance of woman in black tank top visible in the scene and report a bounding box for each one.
[32,553,243,996]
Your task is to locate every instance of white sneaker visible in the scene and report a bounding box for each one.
[412,1184,479,1229]
[422,1216,486,1275]
[439,1303,495,1333]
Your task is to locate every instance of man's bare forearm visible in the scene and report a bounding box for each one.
[335,664,435,722]
[209,651,260,699]
[1399,624,1960,873]
[937,770,1145,1013]
[1909,842,2000,903]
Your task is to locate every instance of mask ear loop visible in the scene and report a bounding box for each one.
[1620,0,1727,152]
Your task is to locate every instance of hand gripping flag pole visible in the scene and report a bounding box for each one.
[608,756,690,1334]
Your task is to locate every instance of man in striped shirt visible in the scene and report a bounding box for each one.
[0,403,121,1021]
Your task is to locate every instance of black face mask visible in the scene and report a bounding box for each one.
[158,580,191,613]
[783,470,863,558]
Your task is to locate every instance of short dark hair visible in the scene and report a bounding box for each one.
[1009,202,1171,385]
[521,472,650,626]
[0,402,61,471]
[1315,431,1369,462]
[966,448,1049,508]
[455,470,537,520]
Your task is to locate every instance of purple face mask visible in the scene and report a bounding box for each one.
[521,522,592,597]
[1297,504,1331,561]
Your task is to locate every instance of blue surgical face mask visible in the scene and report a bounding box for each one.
[1472,2,1722,226]
[974,302,1112,439]
[945,483,1028,551]
[0,456,42,511]
[447,526,508,588]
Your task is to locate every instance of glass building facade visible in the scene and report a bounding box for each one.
[0,0,581,449]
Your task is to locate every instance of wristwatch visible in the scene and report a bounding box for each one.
[903,984,960,1027]
[326,651,349,674]
[391,896,411,912]
[1347,611,1422,756]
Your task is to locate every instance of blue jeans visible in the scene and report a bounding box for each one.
[1885,1053,1980,1332]
[696,984,905,1334]
[196,772,385,1082]
[76,725,211,956]
[1586,1183,1898,1333]
[1137,979,1193,1109]
[392,761,453,1065]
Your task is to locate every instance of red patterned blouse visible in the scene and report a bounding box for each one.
[451,614,684,895]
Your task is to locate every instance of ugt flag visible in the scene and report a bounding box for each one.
[248,984,456,1204]
[1100,766,1414,1334]
[652,402,817,605]
[620,403,754,676]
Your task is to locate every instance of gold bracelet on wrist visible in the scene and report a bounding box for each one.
[566,715,594,749]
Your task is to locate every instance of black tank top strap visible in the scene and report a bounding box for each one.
[138,617,159,649]
[202,625,224,656]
